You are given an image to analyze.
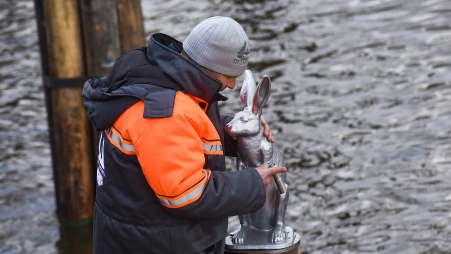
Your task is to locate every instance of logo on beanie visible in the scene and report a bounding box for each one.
[233,41,250,66]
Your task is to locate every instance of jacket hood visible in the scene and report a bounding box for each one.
[147,33,224,102]
[82,33,227,131]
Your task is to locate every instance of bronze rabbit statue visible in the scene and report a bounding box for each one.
[225,70,289,245]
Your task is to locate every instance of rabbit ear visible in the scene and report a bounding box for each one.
[240,70,257,110]
[252,75,271,115]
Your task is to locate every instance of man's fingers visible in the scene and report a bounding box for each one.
[265,166,286,185]
[270,166,287,175]
[255,164,287,186]
[263,125,273,141]
[261,116,267,126]
[261,116,275,143]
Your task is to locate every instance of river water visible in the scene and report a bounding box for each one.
[1,0,451,253]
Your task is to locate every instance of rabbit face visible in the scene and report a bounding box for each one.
[225,111,261,137]
[225,70,272,139]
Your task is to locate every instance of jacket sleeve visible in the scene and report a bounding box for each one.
[168,168,266,219]
[134,112,266,219]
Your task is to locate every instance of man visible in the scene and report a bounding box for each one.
[82,16,286,254]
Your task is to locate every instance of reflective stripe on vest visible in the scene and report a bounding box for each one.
[157,170,211,208]
[105,127,135,154]
[201,138,223,155]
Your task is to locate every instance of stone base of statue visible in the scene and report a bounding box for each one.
[224,226,300,254]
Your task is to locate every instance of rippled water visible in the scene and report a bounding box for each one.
[1,0,451,253]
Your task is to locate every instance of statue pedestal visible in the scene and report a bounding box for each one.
[224,226,300,254]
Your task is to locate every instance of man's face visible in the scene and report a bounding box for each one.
[203,68,237,91]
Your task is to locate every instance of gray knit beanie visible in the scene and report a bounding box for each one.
[183,16,250,77]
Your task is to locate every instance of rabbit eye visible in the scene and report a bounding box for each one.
[240,117,247,123]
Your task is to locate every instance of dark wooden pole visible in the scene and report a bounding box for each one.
[116,0,146,54]
[34,0,95,222]
[78,0,122,185]
[35,0,146,223]
[79,0,121,76]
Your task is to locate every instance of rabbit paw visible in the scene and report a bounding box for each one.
[271,225,286,243]
[231,230,246,244]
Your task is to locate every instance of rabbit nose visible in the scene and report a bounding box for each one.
[225,123,232,133]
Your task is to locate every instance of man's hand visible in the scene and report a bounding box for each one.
[255,164,287,186]
[261,116,274,143]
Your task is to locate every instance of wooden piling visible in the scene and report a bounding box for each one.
[116,0,146,53]
[79,0,121,76]
[34,0,146,222]
[78,0,123,184]
[34,0,94,221]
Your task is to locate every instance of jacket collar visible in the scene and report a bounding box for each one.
[146,33,227,103]
[186,93,210,113]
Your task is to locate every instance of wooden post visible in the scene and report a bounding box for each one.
[34,0,95,221]
[34,0,146,223]
[78,0,123,186]
[116,0,146,54]
[79,0,121,76]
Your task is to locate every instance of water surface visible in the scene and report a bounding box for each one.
[1,0,451,253]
